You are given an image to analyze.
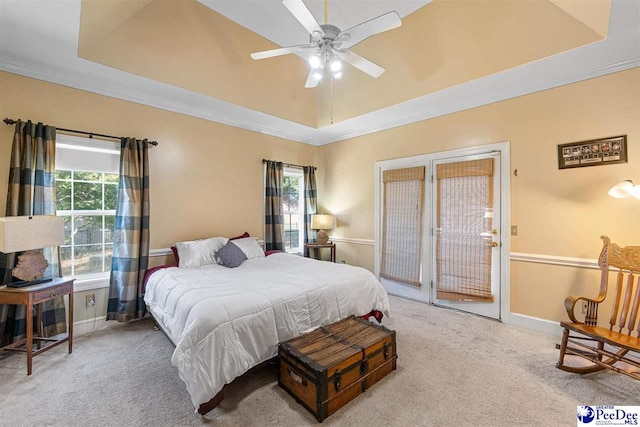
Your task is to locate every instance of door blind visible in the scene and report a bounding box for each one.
[380,166,425,287]
[435,158,494,302]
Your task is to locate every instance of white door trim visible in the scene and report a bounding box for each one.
[374,141,511,321]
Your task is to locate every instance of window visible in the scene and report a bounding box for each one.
[55,135,119,278]
[283,167,304,253]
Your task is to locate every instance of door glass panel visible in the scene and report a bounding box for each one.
[381,167,425,287]
[435,158,494,302]
[437,175,493,301]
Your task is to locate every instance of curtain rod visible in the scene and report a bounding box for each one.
[3,118,159,146]
[262,159,316,170]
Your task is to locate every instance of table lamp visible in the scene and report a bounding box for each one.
[0,215,65,287]
[311,214,334,245]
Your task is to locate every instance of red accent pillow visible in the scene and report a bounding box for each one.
[265,250,284,256]
[171,245,180,266]
[230,232,250,240]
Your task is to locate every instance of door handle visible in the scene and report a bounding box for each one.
[490,242,499,247]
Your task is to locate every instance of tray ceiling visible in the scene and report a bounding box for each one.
[0,0,638,145]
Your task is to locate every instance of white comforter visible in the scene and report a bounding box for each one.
[143,253,390,409]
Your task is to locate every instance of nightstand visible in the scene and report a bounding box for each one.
[304,242,336,263]
[0,277,74,375]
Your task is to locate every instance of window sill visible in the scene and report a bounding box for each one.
[72,274,110,292]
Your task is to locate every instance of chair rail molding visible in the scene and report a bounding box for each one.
[510,252,600,270]
[328,236,375,246]
[149,248,173,257]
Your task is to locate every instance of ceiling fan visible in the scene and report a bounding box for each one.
[250,0,402,88]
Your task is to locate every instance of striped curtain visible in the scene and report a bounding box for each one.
[0,120,66,346]
[302,166,317,257]
[264,161,284,251]
[106,138,150,322]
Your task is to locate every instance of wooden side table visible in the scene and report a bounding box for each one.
[304,242,336,263]
[0,277,74,375]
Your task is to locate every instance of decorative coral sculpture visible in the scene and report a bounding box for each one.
[12,250,49,281]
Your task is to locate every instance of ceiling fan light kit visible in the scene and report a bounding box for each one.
[309,54,323,69]
[250,0,402,88]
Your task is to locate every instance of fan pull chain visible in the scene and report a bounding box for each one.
[330,73,334,125]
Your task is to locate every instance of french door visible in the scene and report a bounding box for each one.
[430,152,502,319]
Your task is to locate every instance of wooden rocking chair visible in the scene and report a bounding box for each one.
[557,236,640,380]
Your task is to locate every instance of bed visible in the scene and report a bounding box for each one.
[143,242,390,414]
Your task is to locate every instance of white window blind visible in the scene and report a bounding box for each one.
[435,158,494,302]
[56,135,120,174]
[380,166,425,287]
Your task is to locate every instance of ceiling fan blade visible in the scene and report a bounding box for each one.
[338,11,401,49]
[339,51,385,78]
[250,44,313,60]
[282,0,324,38]
[305,69,321,88]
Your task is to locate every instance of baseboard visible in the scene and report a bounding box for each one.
[503,312,563,337]
[73,316,110,336]
[388,292,563,337]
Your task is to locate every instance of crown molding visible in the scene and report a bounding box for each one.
[309,57,640,146]
[3,54,637,148]
[0,56,315,144]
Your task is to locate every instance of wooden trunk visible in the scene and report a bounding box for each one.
[278,316,397,422]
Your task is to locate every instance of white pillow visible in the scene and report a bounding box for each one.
[229,237,265,259]
[175,237,228,268]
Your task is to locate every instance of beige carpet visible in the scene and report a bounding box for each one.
[1,295,638,426]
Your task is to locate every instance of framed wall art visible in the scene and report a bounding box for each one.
[558,135,627,169]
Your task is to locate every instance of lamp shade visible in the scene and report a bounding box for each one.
[608,180,634,198]
[0,216,65,253]
[311,214,334,230]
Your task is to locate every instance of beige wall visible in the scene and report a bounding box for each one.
[318,68,640,323]
[1,68,638,328]
[0,71,318,322]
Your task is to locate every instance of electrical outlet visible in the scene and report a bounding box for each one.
[86,294,96,308]
[511,225,518,236]
[581,301,588,314]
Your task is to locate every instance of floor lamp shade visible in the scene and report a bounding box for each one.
[0,216,65,253]
[311,214,334,245]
